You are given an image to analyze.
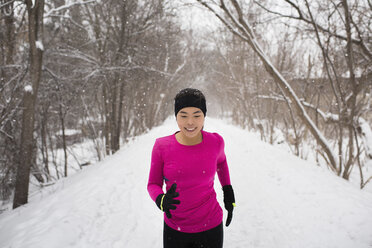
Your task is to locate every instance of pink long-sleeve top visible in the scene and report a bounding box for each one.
[147,129,232,233]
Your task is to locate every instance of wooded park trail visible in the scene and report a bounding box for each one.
[0,117,371,248]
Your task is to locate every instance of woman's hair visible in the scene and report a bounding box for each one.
[174,88,207,116]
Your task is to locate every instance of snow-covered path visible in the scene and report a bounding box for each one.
[1,117,371,248]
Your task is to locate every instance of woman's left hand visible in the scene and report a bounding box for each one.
[222,185,235,226]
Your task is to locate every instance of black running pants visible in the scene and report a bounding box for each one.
[163,222,223,248]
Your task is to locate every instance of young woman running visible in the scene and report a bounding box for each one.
[147,88,235,248]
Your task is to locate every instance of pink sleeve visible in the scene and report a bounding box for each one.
[216,134,231,186]
[147,139,165,202]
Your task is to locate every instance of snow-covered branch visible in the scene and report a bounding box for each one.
[256,94,340,123]
[300,101,339,123]
[0,129,14,140]
[79,64,175,81]
[197,1,249,42]
[167,58,187,83]
[52,48,99,66]
[0,0,15,10]
[357,118,372,159]
[44,0,96,18]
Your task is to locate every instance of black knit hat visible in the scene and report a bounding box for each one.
[174,88,207,117]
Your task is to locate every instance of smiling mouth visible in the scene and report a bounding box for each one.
[185,127,197,132]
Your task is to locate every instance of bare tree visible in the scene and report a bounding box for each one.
[13,0,45,209]
[197,0,340,172]
[0,0,21,202]
[252,0,372,183]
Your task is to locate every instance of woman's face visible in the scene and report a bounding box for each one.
[176,107,205,138]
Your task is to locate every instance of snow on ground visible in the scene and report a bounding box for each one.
[0,117,372,248]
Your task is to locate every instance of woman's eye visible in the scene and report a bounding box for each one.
[194,115,201,118]
[181,116,187,118]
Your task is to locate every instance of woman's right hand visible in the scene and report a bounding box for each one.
[156,183,180,218]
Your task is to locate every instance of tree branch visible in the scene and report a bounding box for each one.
[44,0,96,18]
[255,0,372,59]
[197,0,249,42]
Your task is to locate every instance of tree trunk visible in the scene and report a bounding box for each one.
[341,0,358,180]
[103,84,111,155]
[58,103,68,177]
[40,105,50,181]
[13,0,44,209]
[13,90,33,208]
[3,0,15,65]
[115,80,125,150]
[110,81,118,153]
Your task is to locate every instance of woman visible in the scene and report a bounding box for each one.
[147,88,235,248]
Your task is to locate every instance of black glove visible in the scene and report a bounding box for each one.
[156,183,180,219]
[222,185,235,227]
